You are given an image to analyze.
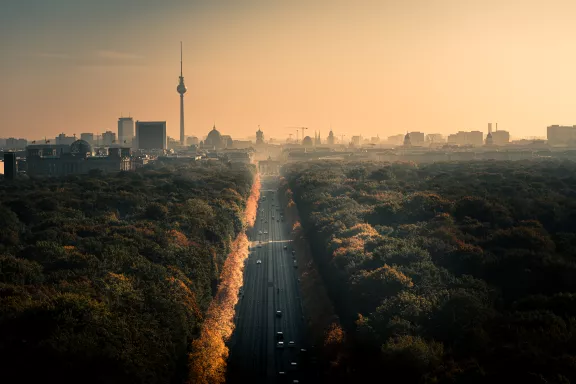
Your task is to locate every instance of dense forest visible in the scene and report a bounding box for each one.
[0,162,256,384]
[281,160,576,384]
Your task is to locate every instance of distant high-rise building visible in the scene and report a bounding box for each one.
[80,133,94,144]
[118,117,134,145]
[547,125,576,146]
[136,121,167,150]
[176,42,187,145]
[492,130,510,145]
[387,134,404,145]
[102,131,116,146]
[6,138,27,149]
[468,131,483,146]
[56,133,75,145]
[3,153,17,180]
[256,126,264,145]
[351,136,361,146]
[408,131,425,145]
[447,131,483,146]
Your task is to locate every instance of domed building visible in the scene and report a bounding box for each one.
[70,139,93,157]
[203,124,226,149]
[302,136,314,147]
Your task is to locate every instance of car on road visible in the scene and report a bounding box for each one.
[283,245,287,250]
[288,341,295,348]
[276,310,282,317]
[257,244,262,248]
[292,250,295,255]
[290,362,297,369]
[256,260,262,264]
[276,332,284,340]
[272,216,275,219]
[263,231,268,234]
[258,230,262,234]
[276,341,284,349]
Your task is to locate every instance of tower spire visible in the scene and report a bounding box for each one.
[177,41,187,146]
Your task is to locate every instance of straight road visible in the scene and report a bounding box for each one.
[228,176,307,383]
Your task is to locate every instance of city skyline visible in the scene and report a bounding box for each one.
[3,1,576,140]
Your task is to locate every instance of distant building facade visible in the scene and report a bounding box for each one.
[492,130,510,145]
[26,140,132,177]
[102,131,116,146]
[6,138,28,149]
[136,121,167,150]
[56,133,76,145]
[118,117,135,146]
[408,131,425,145]
[547,125,576,146]
[3,153,17,179]
[447,131,483,146]
[80,133,94,144]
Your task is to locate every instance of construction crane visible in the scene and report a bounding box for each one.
[285,127,308,144]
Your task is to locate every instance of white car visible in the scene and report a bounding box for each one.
[258,230,262,234]
[263,231,268,234]
[276,310,282,317]
[256,260,262,264]
[288,341,295,348]
[277,341,284,349]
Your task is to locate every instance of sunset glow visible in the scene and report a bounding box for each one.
[3,0,576,140]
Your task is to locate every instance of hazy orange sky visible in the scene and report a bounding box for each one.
[1,0,575,141]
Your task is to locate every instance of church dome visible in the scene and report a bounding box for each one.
[302,136,313,147]
[206,125,222,143]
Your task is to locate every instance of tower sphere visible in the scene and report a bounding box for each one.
[177,82,187,95]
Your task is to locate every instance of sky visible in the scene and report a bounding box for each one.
[1,0,576,141]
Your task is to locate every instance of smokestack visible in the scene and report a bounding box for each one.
[488,123,492,134]
[496,123,498,131]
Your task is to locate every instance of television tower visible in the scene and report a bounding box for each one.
[176,42,187,145]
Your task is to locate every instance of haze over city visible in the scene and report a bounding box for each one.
[3,0,576,140]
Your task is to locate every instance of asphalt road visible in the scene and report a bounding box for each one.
[228,176,307,383]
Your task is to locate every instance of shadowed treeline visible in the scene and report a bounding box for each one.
[283,160,576,383]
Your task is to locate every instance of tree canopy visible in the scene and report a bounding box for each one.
[0,162,256,384]
[281,159,576,383]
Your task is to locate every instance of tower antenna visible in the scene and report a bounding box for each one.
[177,41,187,145]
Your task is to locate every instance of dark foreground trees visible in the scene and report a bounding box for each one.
[0,162,255,384]
[282,160,576,383]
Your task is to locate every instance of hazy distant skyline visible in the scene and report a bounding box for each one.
[2,0,576,141]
